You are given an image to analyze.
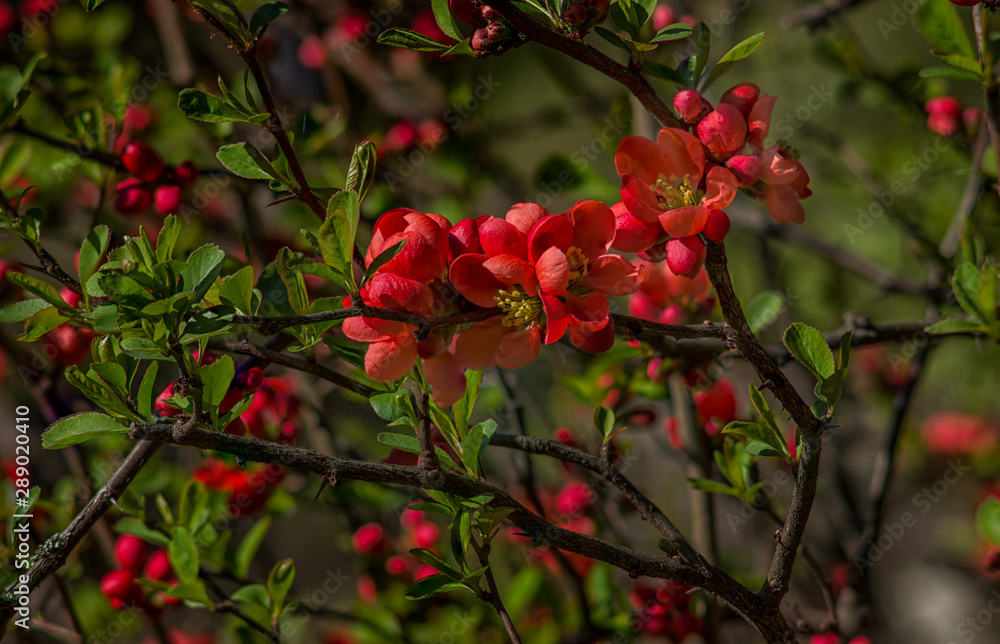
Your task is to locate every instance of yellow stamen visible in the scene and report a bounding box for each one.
[653,175,701,209]
[566,246,589,284]
[495,289,543,328]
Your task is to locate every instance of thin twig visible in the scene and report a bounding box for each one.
[470,538,522,644]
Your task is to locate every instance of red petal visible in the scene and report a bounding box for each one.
[527,214,574,263]
[665,236,706,278]
[567,200,616,258]
[365,337,418,381]
[448,218,481,259]
[506,202,549,235]
[367,272,434,314]
[615,135,667,185]
[449,253,504,307]
[611,203,662,253]
[377,230,446,283]
[540,293,569,344]
[566,292,610,333]
[747,95,776,148]
[479,217,528,258]
[569,320,616,354]
[423,352,466,408]
[343,317,393,343]
[659,206,709,238]
[496,327,541,369]
[454,317,508,370]
[702,166,738,210]
[621,175,664,224]
[764,184,805,224]
[482,254,538,296]
[656,128,704,183]
[581,255,645,296]
[534,247,569,296]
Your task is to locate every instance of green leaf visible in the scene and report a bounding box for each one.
[156,215,181,262]
[594,406,616,442]
[221,265,256,314]
[925,318,989,334]
[745,291,784,335]
[783,322,835,381]
[0,299,50,323]
[0,89,31,131]
[170,526,200,584]
[409,548,464,580]
[721,421,788,460]
[89,362,128,396]
[137,362,160,419]
[249,1,288,35]
[462,423,486,474]
[376,433,463,471]
[405,574,470,599]
[115,517,170,548]
[954,263,984,320]
[20,307,70,342]
[687,477,741,497]
[918,66,986,83]
[977,497,1000,547]
[692,22,710,87]
[217,143,282,181]
[201,355,235,410]
[181,244,226,300]
[178,88,258,123]
[319,191,360,291]
[748,384,779,434]
[275,248,309,315]
[702,32,766,90]
[980,261,998,323]
[42,412,127,449]
[378,28,451,52]
[744,438,785,458]
[453,370,483,437]
[914,0,975,58]
[650,23,692,43]
[932,53,985,81]
[79,225,111,286]
[817,367,848,411]
[431,0,462,41]
[7,272,72,311]
[837,331,852,373]
[267,559,295,609]
[235,516,272,578]
[165,580,211,605]
[361,240,406,286]
[371,392,408,422]
[346,140,378,201]
[594,27,632,52]
[230,583,271,607]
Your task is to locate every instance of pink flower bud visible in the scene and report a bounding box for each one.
[702,209,731,243]
[143,549,174,581]
[651,4,676,31]
[298,35,327,69]
[115,535,149,573]
[114,178,152,215]
[665,236,705,278]
[725,154,762,187]
[926,96,962,117]
[122,141,165,182]
[927,112,960,137]
[154,184,182,216]
[673,89,705,123]
[720,83,760,119]
[173,161,200,186]
[696,103,747,157]
[352,523,387,555]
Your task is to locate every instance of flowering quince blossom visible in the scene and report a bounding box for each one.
[448,200,644,369]
[340,207,469,407]
[629,261,714,325]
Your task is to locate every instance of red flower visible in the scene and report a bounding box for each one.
[922,411,999,456]
[693,379,737,432]
[629,261,713,325]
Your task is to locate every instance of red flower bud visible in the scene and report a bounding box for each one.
[696,104,747,157]
[665,236,705,278]
[143,549,174,581]
[651,5,676,31]
[925,96,961,118]
[725,154,762,187]
[115,535,149,573]
[298,35,327,69]
[114,178,153,215]
[352,523,387,555]
[154,184,182,216]
[673,89,705,123]
[411,522,441,549]
[122,141,165,182]
[720,82,760,119]
[100,570,143,608]
[173,161,200,186]
[471,27,491,51]
[702,209,731,243]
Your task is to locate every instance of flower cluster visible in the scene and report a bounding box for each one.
[194,459,287,516]
[614,83,811,276]
[629,580,702,639]
[100,535,178,613]
[344,202,644,406]
[114,141,200,217]
[664,378,739,447]
[925,95,982,138]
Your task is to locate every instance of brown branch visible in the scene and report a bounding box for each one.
[232,305,502,336]
[780,0,873,31]
[975,8,1000,187]
[487,0,684,129]
[703,241,821,615]
[415,388,440,470]
[470,538,522,644]
[218,340,377,397]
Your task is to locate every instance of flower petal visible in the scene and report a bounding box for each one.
[534,246,570,296]
[448,218,481,259]
[423,352,466,408]
[479,217,528,258]
[611,203,662,253]
[566,291,610,333]
[540,293,569,344]
[567,200,616,258]
[527,214,574,263]
[747,94,776,148]
[615,136,667,185]
[569,320,616,354]
[454,316,508,370]
[367,272,434,314]
[506,202,549,235]
[657,128,704,183]
[702,165,738,210]
[482,254,538,296]
[659,205,709,238]
[581,255,645,296]
[764,184,805,224]
[365,337,418,381]
[621,175,664,224]
[450,253,504,308]
[665,236,706,278]
[496,327,541,369]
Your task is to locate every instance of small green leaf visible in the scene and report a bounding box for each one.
[918,66,986,83]
[744,438,785,458]
[7,272,72,311]
[201,355,235,410]
[687,477,741,497]
[178,88,258,124]
[977,497,1000,547]
[783,322,835,381]
[220,265,256,314]
[362,240,406,286]
[453,370,483,437]
[594,27,632,52]
[0,299,50,323]
[346,140,378,201]
[745,291,784,335]
[249,1,288,35]
[914,0,975,58]
[115,517,171,547]
[642,60,689,86]
[925,319,988,334]
[170,526,200,583]
[980,262,998,323]
[933,53,985,80]
[42,412,127,449]
[165,580,211,605]
[20,307,70,342]
[650,23,692,43]
[404,574,470,599]
[180,244,226,300]
[702,32,766,90]
[721,421,788,460]
[79,225,111,286]
[156,215,181,262]
[692,22,710,87]
[217,143,282,181]
[594,406,616,441]
[235,516,272,578]
[954,263,984,320]
[267,559,295,609]
[137,362,160,420]
[378,28,451,52]
[409,548,464,580]
[430,0,462,41]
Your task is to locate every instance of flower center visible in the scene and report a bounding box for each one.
[495,289,543,328]
[653,175,701,210]
[566,246,589,284]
